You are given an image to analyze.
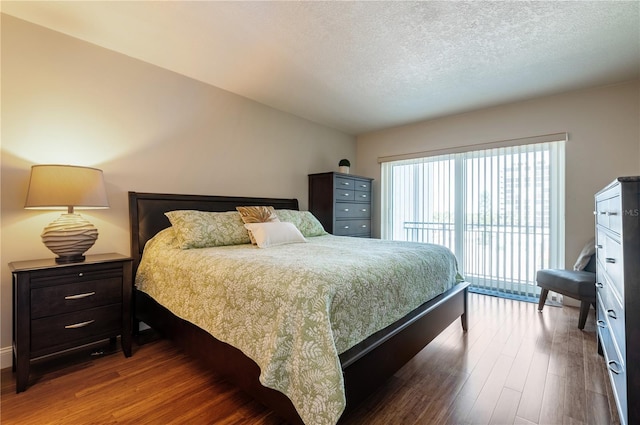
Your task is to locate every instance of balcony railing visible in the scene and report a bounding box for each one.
[403,221,455,247]
[402,220,548,298]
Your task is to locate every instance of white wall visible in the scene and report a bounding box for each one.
[0,15,356,365]
[357,80,640,267]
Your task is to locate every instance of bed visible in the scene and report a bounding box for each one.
[129,191,469,424]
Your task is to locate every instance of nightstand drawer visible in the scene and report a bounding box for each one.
[334,219,370,236]
[335,203,371,219]
[31,277,122,319]
[29,262,123,287]
[31,304,122,355]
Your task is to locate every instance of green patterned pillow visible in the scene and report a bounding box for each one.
[275,210,328,237]
[165,210,251,249]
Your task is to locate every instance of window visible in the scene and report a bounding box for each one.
[381,135,565,301]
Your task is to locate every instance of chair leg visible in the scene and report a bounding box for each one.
[538,288,549,311]
[578,300,591,330]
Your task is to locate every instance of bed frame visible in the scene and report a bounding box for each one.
[128,191,469,424]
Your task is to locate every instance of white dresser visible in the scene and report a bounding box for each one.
[594,176,640,425]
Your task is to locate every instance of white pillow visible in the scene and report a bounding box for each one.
[243,222,307,248]
[573,237,596,271]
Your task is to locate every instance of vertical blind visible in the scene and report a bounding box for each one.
[380,135,566,301]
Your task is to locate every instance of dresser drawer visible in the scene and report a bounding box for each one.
[603,234,624,296]
[596,185,621,234]
[31,277,122,319]
[334,177,371,203]
[607,195,622,235]
[597,300,628,425]
[335,176,355,190]
[596,230,624,298]
[334,187,354,201]
[334,219,371,236]
[31,304,122,355]
[353,190,370,203]
[596,199,609,228]
[353,179,371,191]
[597,287,625,359]
[335,203,371,219]
[596,198,621,230]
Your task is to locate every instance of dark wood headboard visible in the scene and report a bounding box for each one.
[128,191,299,273]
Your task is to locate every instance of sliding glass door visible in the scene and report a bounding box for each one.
[381,139,565,301]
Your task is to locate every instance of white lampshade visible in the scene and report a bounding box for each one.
[25,164,109,210]
[25,165,109,263]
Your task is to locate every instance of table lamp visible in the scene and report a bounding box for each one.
[24,164,109,263]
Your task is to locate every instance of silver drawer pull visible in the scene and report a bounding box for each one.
[343,193,350,197]
[361,224,367,228]
[65,320,95,329]
[341,182,350,186]
[607,211,618,216]
[607,309,617,320]
[64,291,96,300]
[360,194,367,198]
[596,244,603,249]
[344,226,350,229]
[360,184,368,188]
[361,209,367,212]
[607,360,622,375]
[595,282,604,289]
[605,258,616,264]
[596,320,607,328]
[343,209,349,212]
[599,211,607,215]
[78,273,84,277]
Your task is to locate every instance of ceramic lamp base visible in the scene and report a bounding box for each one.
[41,213,98,262]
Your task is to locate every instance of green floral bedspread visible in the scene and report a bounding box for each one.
[136,229,462,425]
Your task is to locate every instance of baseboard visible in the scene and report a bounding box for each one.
[1,345,13,370]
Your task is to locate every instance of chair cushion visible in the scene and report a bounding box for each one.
[536,269,596,300]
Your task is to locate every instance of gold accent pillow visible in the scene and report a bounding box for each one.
[236,206,280,244]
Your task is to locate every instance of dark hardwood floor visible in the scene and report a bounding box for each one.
[1,293,620,424]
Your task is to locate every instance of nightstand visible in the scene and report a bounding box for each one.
[9,253,133,392]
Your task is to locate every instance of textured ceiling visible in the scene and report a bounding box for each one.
[2,1,639,135]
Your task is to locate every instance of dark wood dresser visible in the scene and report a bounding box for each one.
[309,172,373,237]
[9,253,132,392]
[594,176,640,425]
